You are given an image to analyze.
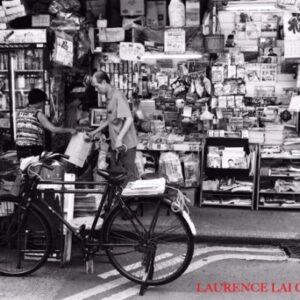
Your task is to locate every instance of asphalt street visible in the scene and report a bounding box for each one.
[1,244,300,300]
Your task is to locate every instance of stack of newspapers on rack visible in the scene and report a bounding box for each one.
[122,178,166,196]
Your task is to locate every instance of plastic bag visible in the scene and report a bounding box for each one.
[182,153,200,186]
[76,30,91,62]
[49,0,81,15]
[159,152,184,185]
[52,31,74,67]
[135,151,145,177]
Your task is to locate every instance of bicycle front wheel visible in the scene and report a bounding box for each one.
[103,198,194,286]
[0,195,52,276]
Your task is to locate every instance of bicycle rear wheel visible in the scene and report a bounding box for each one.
[103,198,194,286]
[0,195,52,276]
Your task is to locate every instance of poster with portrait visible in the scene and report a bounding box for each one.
[90,108,107,127]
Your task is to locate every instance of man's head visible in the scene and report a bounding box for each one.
[92,71,111,94]
[269,48,274,54]
[28,88,47,106]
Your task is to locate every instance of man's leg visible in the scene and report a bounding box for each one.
[120,147,139,182]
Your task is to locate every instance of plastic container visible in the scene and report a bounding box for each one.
[168,0,185,27]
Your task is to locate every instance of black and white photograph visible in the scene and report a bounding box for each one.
[1,1,300,300]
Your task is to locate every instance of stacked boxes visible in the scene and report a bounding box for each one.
[2,0,26,22]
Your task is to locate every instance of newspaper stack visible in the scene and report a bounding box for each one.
[248,128,264,144]
[2,0,26,23]
[122,178,166,196]
[264,124,284,145]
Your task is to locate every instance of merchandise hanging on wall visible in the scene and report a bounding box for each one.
[52,31,74,67]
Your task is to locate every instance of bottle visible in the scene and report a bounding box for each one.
[168,0,185,27]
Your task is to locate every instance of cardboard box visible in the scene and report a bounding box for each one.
[32,15,50,27]
[146,1,167,27]
[2,0,21,8]
[120,0,145,16]
[3,4,25,16]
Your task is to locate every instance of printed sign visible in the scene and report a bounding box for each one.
[0,29,46,44]
[277,0,300,10]
[289,95,300,112]
[119,42,145,61]
[98,28,125,43]
[283,13,300,58]
[53,33,74,67]
[164,28,186,54]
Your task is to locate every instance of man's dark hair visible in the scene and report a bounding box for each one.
[94,71,111,84]
[28,88,47,105]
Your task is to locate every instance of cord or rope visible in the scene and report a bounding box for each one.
[166,185,190,215]
[27,164,44,181]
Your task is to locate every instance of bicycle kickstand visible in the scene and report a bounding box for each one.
[139,255,154,296]
[85,252,94,274]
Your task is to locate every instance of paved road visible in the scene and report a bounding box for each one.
[1,244,300,300]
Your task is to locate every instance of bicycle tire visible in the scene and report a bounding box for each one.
[0,195,52,276]
[102,198,194,286]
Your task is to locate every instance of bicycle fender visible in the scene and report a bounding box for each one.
[162,197,197,236]
[182,211,197,236]
[150,197,197,236]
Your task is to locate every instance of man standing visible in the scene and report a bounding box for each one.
[88,71,139,181]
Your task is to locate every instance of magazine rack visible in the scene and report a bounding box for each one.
[200,137,257,209]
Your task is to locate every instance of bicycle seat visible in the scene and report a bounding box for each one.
[97,169,127,184]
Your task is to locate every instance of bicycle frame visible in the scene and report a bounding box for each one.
[21,176,164,250]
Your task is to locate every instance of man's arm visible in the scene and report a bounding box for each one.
[115,116,133,148]
[38,112,76,134]
[88,120,109,137]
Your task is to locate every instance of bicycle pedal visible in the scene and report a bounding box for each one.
[86,259,94,274]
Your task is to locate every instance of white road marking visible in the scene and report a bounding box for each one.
[98,252,173,279]
[63,246,287,300]
[102,253,289,300]
[62,277,128,300]
[98,246,285,280]
[101,286,141,300]
[186,253,288,274]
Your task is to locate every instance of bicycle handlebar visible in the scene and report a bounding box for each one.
[40,164,54,171]
[41,152,70,160]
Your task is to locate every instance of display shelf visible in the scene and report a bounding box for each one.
[205,168,250,177]
[4,89,31,92]
[259,191,300,196]
[0,46,48,146]
[200,137,256,210]
[202,190,253,196]
[142,51,203,61]
[261,156,300,160]
[258,205,300,210]
[257,145,300,210]
[260,175,300,179]
[202,202,252,208]
[14,70,44,73]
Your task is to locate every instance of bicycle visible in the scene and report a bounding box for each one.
[0,152,196,295]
